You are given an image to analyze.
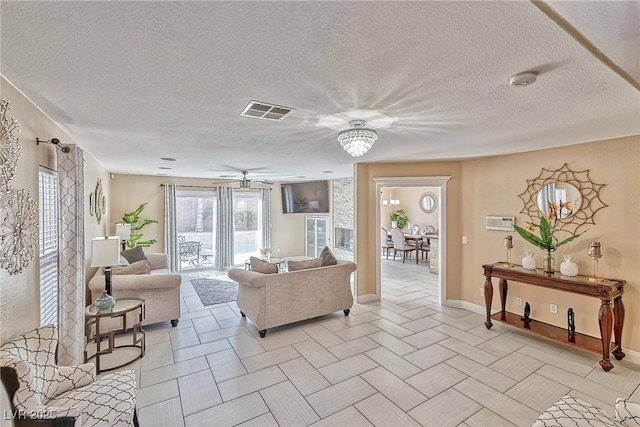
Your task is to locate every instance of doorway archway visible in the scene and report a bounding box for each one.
[372,176,451,305]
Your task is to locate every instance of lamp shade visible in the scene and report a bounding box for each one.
[91,236,121,267]
[115,223,132,240]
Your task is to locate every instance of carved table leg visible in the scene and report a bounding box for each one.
[484,276,493,329]
[598,300,614,372]
[499,278,508,321]
[612,296,625,360]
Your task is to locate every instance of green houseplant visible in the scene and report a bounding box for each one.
[513,201,582,272]
[121,203,158,248]
[390,209,409,230]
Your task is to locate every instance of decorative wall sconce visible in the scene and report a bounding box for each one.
[588,241,602,282]
[36,137,71,153]
[89,178,107,224]
[503,235,514,267]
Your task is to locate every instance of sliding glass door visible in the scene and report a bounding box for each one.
[175,190,216,269]
[233,191,264,265]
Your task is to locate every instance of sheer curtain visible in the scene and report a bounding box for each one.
[216,186,234,268]
[164,184,179,272]
[261,188,271,248]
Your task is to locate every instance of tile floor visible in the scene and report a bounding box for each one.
[116,258,640,427]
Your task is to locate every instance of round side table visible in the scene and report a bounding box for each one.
[84,297,145,374]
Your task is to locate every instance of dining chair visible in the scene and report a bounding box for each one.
[380,227,394,259]
[418,239,430,262]
[390,228,417,263]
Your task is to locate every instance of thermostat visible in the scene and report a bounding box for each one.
[486,216,515,231]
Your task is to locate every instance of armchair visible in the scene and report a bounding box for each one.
[1,325,138,427]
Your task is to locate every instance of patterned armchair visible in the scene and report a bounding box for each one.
[0,325,138,427]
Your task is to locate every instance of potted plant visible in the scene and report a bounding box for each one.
[513,201,582,273]
[390,209,409,230]
[121,203,158,248]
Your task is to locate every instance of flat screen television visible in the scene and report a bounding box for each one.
[281,180,330,214]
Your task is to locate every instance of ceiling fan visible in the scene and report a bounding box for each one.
[210,169,275,188]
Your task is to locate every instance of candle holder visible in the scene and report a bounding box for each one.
[503,235,514,267]
[588,241,602,282]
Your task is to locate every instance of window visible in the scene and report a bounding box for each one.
[39,168,58,326]
[233,191,263,265]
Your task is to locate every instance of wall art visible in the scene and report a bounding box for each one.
[0,98,21,195]
[90,178,106,224]
[1,189,39,275]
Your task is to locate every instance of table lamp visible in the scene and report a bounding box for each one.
[91,236,121,295]
[588,241,602,282]
[115,223,132,250]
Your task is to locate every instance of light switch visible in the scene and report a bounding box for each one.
[462,236,468,244]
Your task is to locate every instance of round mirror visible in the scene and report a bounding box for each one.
[536,181,582,218]
[419,192,438,213]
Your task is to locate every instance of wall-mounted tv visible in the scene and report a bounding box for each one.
[281,180,330,214]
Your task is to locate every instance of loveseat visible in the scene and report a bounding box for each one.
[88,252,181,327]
[228,260,357,337]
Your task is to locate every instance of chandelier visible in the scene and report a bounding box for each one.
[337,120,378,157]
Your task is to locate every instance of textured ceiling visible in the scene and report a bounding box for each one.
[1,1,638,181]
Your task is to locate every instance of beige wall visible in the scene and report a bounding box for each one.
[380,187,439,232]
[459,135,640,350]
[108,177,307,257]
[355,135,640,352]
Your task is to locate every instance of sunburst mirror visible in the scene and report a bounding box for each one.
[518,163,607,234]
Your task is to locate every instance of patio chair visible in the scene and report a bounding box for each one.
[179,240,201,267]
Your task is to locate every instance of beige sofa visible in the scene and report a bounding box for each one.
[88,253,182,327]
[228,260,357,337]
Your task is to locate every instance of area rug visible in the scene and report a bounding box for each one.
[191,278,238,306]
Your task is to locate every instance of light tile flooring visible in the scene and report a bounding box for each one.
[116,259,640,427]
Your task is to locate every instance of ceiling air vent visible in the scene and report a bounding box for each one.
[240,100,295,121]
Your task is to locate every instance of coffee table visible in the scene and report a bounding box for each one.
[245,256,287,272]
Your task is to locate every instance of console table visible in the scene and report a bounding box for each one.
[482,263,625,372]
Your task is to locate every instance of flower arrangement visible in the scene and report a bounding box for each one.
[513,201,582,272]
[260,247,272,261]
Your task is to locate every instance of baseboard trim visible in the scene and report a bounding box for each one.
[357,294,379,304]
[446,299,640,365]
[446,299,485,315]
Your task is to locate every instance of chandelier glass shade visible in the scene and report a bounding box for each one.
[337,120,378,157]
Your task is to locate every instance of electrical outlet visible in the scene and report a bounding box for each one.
[550,303,558,314]
[515,297,522,306]
[480,287,484,297]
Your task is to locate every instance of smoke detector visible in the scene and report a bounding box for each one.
[509,72,537,87]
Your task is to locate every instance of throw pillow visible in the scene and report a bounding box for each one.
[250,256,278,274]
[121,246,147,264]
[319,246,338,266]
[119,255,130,266]
[616,399,640,425]
[532,396,621,427]
[112,260,151,275]
[288,257,322,271]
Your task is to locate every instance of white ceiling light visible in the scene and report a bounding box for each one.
[337,120,378,157]
[509,72,537,87]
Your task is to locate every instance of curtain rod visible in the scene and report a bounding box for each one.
[159,183,271,190]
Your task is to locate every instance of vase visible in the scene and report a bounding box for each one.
[94,290,115,311]
[560,254,579,277]
[522,250,536,270]
[391,221,398,229]
[543,250,555,273]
